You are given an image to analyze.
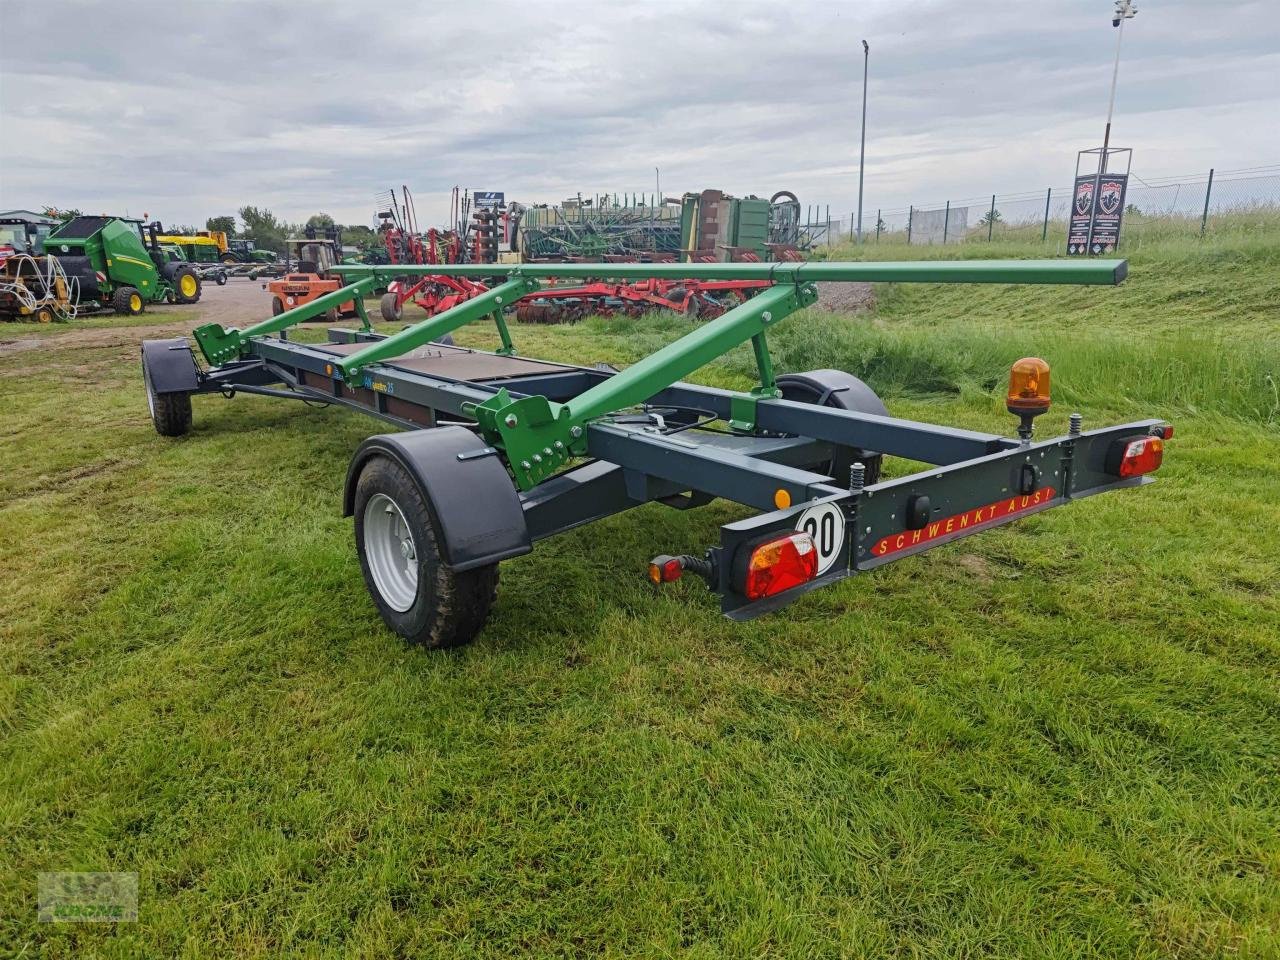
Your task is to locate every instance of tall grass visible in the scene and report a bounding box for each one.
[783,219,1280,426]
[744,316,1280,426]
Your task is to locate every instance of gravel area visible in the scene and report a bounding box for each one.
[815,281,876,314]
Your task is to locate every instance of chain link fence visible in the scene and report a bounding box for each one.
[809,165,1280,249]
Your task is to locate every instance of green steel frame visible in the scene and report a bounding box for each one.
[189,259,1127,491]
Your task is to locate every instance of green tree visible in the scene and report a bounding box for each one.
[42,206,82,225]
[206,215,237,237]
[305,213,335,232]
[979,208,1003,227]
[238,205,289,254]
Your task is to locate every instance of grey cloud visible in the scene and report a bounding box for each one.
[2,0,1277,227]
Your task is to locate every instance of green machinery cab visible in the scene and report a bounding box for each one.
[43,216,203,314]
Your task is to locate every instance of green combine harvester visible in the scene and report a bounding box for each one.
[43,216,202,314]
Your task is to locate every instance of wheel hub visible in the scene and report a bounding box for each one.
[363,493,418,612]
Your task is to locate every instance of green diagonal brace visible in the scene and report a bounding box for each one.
[334,277,539,380]
[193,277,376,365]
[474,282,816,490]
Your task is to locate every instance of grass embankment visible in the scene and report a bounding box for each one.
[1,231,1277,958]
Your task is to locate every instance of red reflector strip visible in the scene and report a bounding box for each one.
[743,532,818,601]
[1118,437,1163,478]
[1159,424,1174,440]
[871,487,1057,558]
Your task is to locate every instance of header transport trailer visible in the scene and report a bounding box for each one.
[141,259,1170,649]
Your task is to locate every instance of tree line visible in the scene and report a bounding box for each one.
[209,208,379,256]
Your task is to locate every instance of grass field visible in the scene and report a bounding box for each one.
[2,230,1278,958]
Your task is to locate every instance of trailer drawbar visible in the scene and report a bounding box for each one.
[141,258,1168,648]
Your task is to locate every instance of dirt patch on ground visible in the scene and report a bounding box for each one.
[816,282,876,314]
[0,279,269,359]
[954,553,996,584]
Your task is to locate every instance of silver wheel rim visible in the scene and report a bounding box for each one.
[363,493,418,612]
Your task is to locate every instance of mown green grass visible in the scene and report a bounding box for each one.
[1,233,1278,958]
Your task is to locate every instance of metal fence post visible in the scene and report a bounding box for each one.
[1200,168,1215,237]
[942,200,950,244]
[850,213,855,242]
[1042,187,1052,242]
[876,208,881,243]
[988,194,996,241]
[907,206,913,245]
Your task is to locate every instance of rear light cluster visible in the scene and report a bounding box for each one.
[1107,434,1165,478]
[738,532,818,601]
[1116,437,1163,477]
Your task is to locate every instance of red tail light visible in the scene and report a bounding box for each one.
[736,531,818,601]
[1109,436,1164,478]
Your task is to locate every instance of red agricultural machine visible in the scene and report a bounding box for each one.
[372,184,805,325]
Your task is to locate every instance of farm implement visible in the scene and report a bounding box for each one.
[142,258,1169,649]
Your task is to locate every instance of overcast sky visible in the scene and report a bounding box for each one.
[2,0,1277,230]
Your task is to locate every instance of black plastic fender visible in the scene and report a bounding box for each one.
[775,369,889,418]
[140,338,200,394]
[343,426,531,572]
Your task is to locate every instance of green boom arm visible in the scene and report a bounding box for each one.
[331,258,1128,286]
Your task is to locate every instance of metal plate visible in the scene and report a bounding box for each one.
[311,340,573,382]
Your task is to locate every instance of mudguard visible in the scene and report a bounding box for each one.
[344,426,531,572]
[140,338,200,394]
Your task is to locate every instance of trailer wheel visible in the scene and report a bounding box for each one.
[114,286,144,315]
[380,292,403,322]
[215,271,228,286]
[35,306,55,324]
[142,357,192,437]
[777,369,887,485]
[174,266,201,304]
[353,456,498,649]
[271,296,285,316]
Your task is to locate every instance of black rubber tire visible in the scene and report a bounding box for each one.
[776,369,887,485]
[380,292,403,322]
[271,296,285,316]
[142,353,192,437]
[114,286,144,315]
[325,307,341,324]
[353,456,498,649]
[215,271,228,286]
[173,265,202,304]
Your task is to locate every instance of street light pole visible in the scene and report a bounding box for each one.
[855,39,869,243]
[1085,0,1136,253]
[1101,0,1136,173]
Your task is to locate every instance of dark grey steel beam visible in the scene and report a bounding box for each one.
[650,383,1014,463]
[586,423,844,512]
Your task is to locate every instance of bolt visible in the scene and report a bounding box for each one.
[505,414,518,428]
[533,454,542,463]
[495,296,503,304]
[1069,412,1083,437]
[849,461,866,493]
[520,460,531,470]
[554,441,565,450]
[543,447,553,456]
[762,311,773,323]
[570,426,583,439]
